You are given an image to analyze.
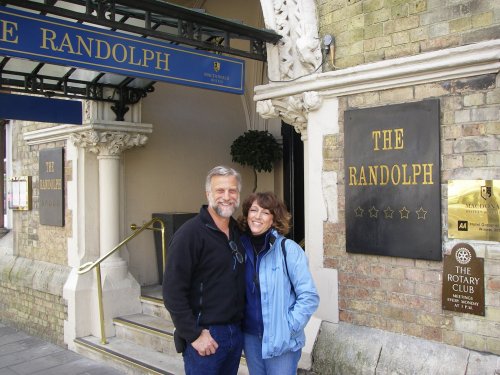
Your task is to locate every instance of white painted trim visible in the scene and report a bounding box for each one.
[24,122,153,145]
[255,39,500,100]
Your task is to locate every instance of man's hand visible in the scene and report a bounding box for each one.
[191,329,219,356]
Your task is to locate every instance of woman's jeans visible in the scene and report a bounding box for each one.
[183,323,243,375]
[244,333,301,375]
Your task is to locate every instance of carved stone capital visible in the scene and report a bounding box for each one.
[256,100,279,119]
[70,130,148,156]
[303,91,321,111]
[256,91,321,140]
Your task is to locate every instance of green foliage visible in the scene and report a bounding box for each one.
[230,130,282,192]
[230,130,282,173]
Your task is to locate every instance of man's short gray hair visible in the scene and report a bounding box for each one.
[205,166,242,192]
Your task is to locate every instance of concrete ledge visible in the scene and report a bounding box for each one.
[312,322,500,375]
[0,254,70,295]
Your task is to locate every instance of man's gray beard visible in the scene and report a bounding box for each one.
[215,205,235,218]
[208,195,239,218]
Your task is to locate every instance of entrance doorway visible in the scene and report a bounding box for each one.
[281,122,304,245]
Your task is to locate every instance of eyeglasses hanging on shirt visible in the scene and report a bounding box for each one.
[229,240,244,270]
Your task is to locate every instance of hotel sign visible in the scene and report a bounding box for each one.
[39,148,64,227]
[0,7,244,94]
[344,99,441,260]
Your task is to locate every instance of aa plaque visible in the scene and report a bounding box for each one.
[442,243,484,316]
[448,180,500,241]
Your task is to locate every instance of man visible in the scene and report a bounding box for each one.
[163,166,245,375]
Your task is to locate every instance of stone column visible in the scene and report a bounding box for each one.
[98,151,122,265]
[73,130,148,271]
[69,126,149,338]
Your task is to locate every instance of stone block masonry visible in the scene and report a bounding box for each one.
[0,256,70,346]
[318,0,500,69]
[323,72,500,355]
[12,121,72,265]
[311,322,500,374]
[0,120,74,345]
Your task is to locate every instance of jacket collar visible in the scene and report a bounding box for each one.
[200,204,239,239]
[244,228,280,247]
[268,228,280,244]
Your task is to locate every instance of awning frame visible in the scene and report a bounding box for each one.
[0,0,281,120]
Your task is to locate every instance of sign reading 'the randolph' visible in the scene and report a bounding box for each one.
[39,148,64,227]
[344,99,441,260]
[0,7,244,94]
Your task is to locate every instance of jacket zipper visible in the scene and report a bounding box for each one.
[197,282,203,326]
[254,243,266,337]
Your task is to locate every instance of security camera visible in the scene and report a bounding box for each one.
[323,34,333,48]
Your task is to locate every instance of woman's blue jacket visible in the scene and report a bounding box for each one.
[242,228,319,359]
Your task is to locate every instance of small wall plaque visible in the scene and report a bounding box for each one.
[442,243,484,316]
[448,180,499,242]
[9,176,32,211]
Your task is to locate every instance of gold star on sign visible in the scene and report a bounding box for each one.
[369,206,379,218]
[384,206,394,219]
[355,207,364,217]
[399,206,410,219]
[416,206,427,219]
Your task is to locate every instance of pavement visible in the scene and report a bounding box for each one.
[0,322,124,375]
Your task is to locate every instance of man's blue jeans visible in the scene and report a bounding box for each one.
[183,323,243,375]
[244,333,301,375]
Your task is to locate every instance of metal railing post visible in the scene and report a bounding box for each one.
[95,264,107,344]
[78,217,166,345]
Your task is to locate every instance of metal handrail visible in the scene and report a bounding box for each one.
[78,217,166,344]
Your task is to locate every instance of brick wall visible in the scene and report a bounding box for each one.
[0,278,68,346]
[0,121,72,344]
[12,121,72,265]
[318,0,500,69]
[324,73,500,354]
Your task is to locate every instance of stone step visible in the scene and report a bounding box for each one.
[113,313,249,373]
[74,285,249,374]
[75,334,249,375]
[114,313,177,356]
[141,285,172,321]
[74,335,185,375]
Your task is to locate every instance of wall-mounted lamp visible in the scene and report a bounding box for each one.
[322,34,335,69]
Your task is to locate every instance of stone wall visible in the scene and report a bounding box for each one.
[311,322,500,375]
[318,0,500,69]
[12,121,72,265]
[0,257,69,346]
[323,72,500,354]
[0,121,72,345]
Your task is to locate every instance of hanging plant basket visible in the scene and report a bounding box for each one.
[230,130,282,192]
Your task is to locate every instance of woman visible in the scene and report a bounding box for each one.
[238,192,319,375]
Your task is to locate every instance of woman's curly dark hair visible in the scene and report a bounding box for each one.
[238,192,291,235]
